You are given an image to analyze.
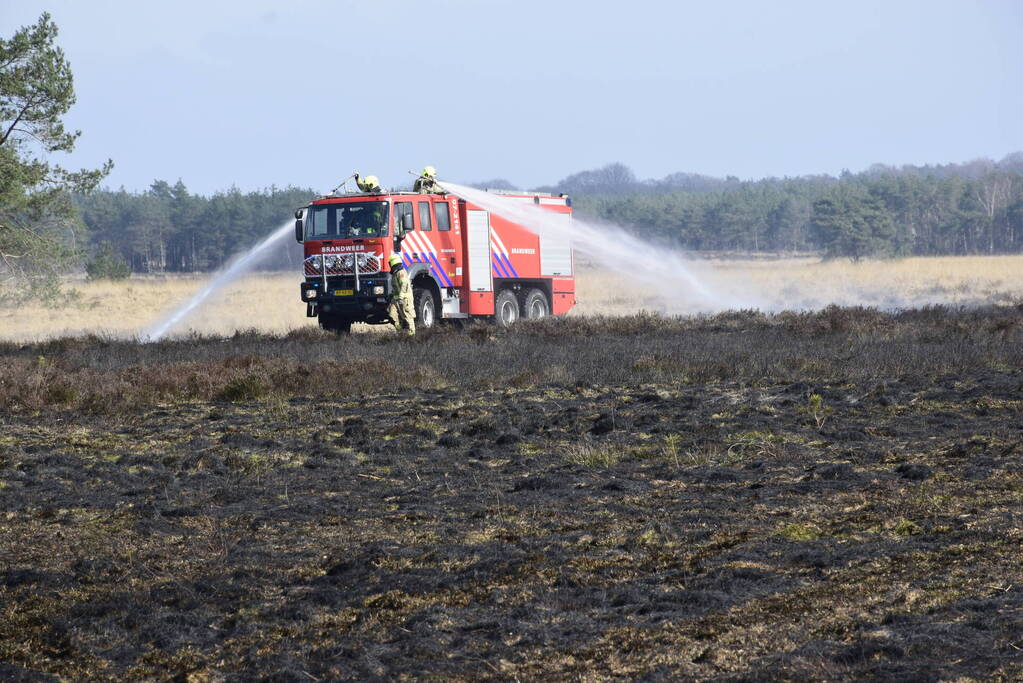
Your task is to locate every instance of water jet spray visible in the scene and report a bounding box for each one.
[143,219,295,341]
[438,182,761,312]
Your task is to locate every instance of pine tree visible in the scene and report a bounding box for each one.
[0,13,112,298]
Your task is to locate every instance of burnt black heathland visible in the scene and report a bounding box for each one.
[2,306,1022,680]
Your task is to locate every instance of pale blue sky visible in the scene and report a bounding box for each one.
[3,0,1021,194]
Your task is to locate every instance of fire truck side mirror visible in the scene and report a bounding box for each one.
[400,213,413,234]
[294,219,303,243]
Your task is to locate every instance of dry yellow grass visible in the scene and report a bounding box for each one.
[0,273,312,342]
[2,255,1021,342]
[575,254,1023,315]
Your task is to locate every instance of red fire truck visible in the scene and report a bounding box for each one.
[295,188,575,333]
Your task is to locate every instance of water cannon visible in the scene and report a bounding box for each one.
[329,173,357,195]
[409,167,446,193]
[409,164,438,174]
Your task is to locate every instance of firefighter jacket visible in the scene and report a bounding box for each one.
[354,174,382,193]
[390,267,412,301]
[413,176,442,194]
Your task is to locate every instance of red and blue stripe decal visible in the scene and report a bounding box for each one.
[401,248,454,288]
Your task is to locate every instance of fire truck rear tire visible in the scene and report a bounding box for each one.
[521,288,549,320]
[414,287,438,329]
[494,289,520,327]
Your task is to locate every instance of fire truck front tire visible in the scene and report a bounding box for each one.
[521,288,549,320]
[413,287,438,329]
[494,289,520,327]
[318,314,353,335]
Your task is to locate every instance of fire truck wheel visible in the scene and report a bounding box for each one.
[521,288,549,320]
[319,314,352,335]
[494,289,520,327]
[414,287,438,329]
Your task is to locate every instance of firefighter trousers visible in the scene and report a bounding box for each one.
[388,295,415,335]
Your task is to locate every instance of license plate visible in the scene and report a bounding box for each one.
[334,289,354,296]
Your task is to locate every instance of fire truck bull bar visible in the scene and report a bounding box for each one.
[301,252,391,319]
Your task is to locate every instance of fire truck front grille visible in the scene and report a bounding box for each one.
[304,253,382,277]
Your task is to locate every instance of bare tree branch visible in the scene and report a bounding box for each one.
[0,96,39,147]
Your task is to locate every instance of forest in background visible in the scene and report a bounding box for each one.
[541,154,1023,259]
[72,152,1023,274]
[75,182,314,274]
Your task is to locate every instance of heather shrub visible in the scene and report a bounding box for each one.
[0,306,1019,415]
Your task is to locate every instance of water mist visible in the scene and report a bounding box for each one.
[439,182,761,312]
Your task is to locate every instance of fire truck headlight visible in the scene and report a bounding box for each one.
[303,289,317,300]
[372,285,384,295]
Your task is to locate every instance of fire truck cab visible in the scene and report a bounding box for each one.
[295,189,575,333]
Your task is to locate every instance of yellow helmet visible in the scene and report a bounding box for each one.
[364,175,380,188]
[422,166,436,177]
[388,253,403,268]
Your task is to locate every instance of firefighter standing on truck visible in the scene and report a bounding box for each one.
[413,166,442,194]
[353,172,383,193]
[387,253,415,335]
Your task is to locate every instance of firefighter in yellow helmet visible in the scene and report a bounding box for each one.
[387,253,415,335]
[354,172,383,193]
[413,166,442,194]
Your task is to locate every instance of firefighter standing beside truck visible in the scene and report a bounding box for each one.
[387,253,415,335]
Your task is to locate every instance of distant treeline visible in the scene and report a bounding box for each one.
[536,155,1023,258]
[74,154,1023,273]
[74,181,313,273]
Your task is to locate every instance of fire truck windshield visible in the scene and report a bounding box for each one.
[305,202,390,239]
